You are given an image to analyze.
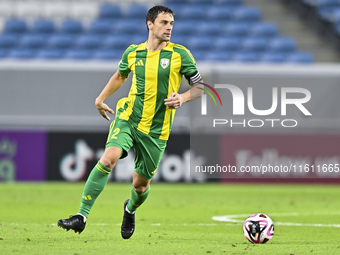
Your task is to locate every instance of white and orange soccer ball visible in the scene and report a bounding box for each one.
[243,213,274,244]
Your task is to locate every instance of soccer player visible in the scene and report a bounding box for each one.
[58,5,204,239]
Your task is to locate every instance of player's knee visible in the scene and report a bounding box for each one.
[99,157,118,170]
[133,185,148,194]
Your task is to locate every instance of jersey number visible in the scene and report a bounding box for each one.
[111,128,120,139]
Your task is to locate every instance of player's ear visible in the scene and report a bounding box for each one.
[147,20,153,31]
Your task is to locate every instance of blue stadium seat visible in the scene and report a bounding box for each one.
[190,50,205,61]
[268,37,296,53]
[170,35,189,47]
[249,23,278,38]
[315,0,339,8]
[260,52,286,63]
[37,49,64,59]
[176,6,205,20]
[93,49,122,60]
[0,34,18,49]
[75,35,103,49]
[286,52,314,63]
[241,37,268,52]
[191,0,214,5]
[206,50,232,61]
[4,19,28,34]
[336,22,340,35]
[186,36,212,51]
[0,49,7,58]
[48,34,75,49]
[173,21,197,35]
[31,19,55,34]
[99,4,122,19]
[103,35,131,51]
[8,49,36,59]
[166,0,191,4]
[115,20,145,35]
[129,35,147,45]
[232,52,259,62]
[330,8,340,22]
[65,49,93,59]
[206,6,232,21]
[89,19,114,35]
[126,5,149,19]
[232,7,261,22]
[214,0,243,6]
[61,20,83,34]
[20,34,47,49]
[223,22,249,37]
[197,22,223,36]
[214,37,241,51]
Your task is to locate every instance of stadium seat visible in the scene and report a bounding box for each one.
[232,52,260,62]
[0,34,18,49]
[65,49,93,59]
[241,37,268,52]
[129,35,147,45]
[214,0,243,6]
[206,50,232,61]
[189,50,205,61]
[173,21,197,35]
[197,22,223,37]
[60,20,83,34]
[214,37,241,51]
[268,37,296,53]
[48,34,75,49]
[176,6,205,20]
[170,35,189,47]
[232,7,261,22]
[93,49,122,60]
[186,37,212,51]
[31,19,55,34]
[115,20,145,35]
[191,0,214,5]
[330,8,340,23]
[166,0,191,4]
[20,34,47,49]
[286,52,314,63]
[223,22,249,37]
[8,49,36,59]
[103,35,131,51]
[37,49,64,59]
[89,19,114,35]
[99,4,122,19]
[0,49,7,58]
[75,35,103,49]
[249,23,278,38]
[206,6,232,21]
[126,5,149,19]
[4,19,28,34]
[260,52,286,63]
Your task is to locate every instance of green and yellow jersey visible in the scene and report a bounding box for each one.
[117,41,199,141]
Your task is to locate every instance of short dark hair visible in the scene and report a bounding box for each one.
[146,5,175,31]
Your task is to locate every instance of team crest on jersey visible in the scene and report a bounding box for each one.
[160,58,169,69]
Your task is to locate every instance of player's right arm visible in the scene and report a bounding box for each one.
[95,70,127,121]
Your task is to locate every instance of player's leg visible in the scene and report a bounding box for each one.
[121,171,151,239]
[57,146,121,233]
[121,131,167,239]
[58,119,133,234]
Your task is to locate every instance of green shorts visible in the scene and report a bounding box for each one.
[106,118,167,180]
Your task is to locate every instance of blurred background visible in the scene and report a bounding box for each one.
[1,0,340,183]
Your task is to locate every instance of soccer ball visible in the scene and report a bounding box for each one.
[243,213,274,244]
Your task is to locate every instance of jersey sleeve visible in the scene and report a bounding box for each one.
[118,47,132,78]
[179,48,202,86]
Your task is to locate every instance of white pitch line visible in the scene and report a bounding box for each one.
[212,212,340,228]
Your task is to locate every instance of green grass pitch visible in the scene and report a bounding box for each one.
[1,182,340,255]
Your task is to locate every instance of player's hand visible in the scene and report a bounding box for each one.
[95,101,114,121]
[164,93,183,109]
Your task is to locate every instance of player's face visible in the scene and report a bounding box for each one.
[149,12,174,42]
